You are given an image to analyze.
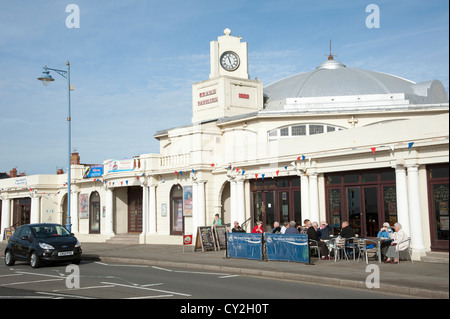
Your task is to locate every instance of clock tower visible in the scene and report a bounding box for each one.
[192,28,263,124]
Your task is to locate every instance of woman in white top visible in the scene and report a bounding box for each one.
[384,222,409,264]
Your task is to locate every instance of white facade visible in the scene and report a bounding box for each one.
[1,29,448,259]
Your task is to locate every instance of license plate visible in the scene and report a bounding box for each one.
[58,251,74,256]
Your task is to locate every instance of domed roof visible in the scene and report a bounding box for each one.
[263,59,420,103]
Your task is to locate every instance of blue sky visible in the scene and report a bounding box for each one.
[0,0,448,175]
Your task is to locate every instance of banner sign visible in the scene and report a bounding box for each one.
[265,233,309,263]
[227,233,263,260]
[106,159,135,173]
[83,164,104,178]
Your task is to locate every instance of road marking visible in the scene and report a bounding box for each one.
[36,291,95,299]
[124,294,174,299]
[15,271,63,279]
[0,274,23,278]
[218,274,240,279]
[151,266,173,272]
[52,284,115,292]
[101,281,191,297]
[94,261,109,266]
[0,278,63,286]
[174,270,230,276]
[94,261,148,268]
[141,283,164,287]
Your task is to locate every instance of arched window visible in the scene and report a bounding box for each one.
[89,191,101,234]
[268,123,345,140]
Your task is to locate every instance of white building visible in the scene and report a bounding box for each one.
[1,29,448,259]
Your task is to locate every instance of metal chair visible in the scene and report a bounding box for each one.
[330,237,349,262]
[345,237,359,260]
[309,239,321,259]
[356,239,378,264]
[397,237,413,263]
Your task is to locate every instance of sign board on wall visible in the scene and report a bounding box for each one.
[106,159,135,173]
[183,186,193,217]
[83,165,104,178]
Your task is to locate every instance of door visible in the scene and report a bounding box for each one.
[128,187,143,233]
[171,198,184,235]
[429,182,449,250]
[346,187,361,236]
[253,191,275,232]
[363,187,379,237]
[89,192,101,234]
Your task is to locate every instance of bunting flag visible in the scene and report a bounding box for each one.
[242,170,245,175]
[284,166,288,170]
[192,169,195,173]
[175,171,178,176]
[179,171,183,175]
[255,173,258,179]
[211,163,215,167]
[276,170,280,176]
[236,168,240,173]
[261,174,265,181]
[371,147,376,154]
[408,142,414,149]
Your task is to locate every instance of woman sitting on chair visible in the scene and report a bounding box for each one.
[384,223,409,264]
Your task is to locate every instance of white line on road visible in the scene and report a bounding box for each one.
[101,281,191,297]
[151,266,173,272]
[0,278,63,287]
[124,294,174,299]
[36,291,95,299]
[218,274,240,279]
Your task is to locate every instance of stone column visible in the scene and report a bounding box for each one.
[70,191,79,233]
[30,196,40,224]
[141,185,149,236]
[149,185,157,234]
[197,181,206,227]
[309,172,320,223]
[104,188,114,236]
[300,171,310,222]
[395,165,410,236]
[407,165,426,252]
[192,182,198,235]
[1,199,11,239]
[230,179,237,225]
[236,178,245,225]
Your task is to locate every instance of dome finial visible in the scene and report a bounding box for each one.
[328,39,335,60]
[224,28,231,36]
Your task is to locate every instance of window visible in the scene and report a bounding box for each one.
[268,123,345,140]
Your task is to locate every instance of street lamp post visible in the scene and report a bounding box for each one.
[38,61,72,232]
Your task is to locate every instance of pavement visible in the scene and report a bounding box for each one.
[1,241,448,299]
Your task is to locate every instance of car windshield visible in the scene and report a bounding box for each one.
[31,225,71,238]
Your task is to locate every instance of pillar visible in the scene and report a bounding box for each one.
[300,171,310,222]
[230,180,237,225]
[1,199,11,239]
[407,165,426,252]
[236,178,245,224]
[30,196,40,224]
[149,185,157,234]
[309,172,320,223]
[104,188,114,236]
[192,182,198,235]
[141,185,149,236]
[395,165,410,236]
[197,181,206,227]
[70,191,79,233]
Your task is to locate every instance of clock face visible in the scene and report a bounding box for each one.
[220,51,240,71]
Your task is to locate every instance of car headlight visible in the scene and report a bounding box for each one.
[75,240,81,248]
[39,243,55,250]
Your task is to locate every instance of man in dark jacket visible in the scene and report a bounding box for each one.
[305,220,329,260]
[340,221,356,239]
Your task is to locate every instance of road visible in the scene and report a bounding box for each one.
[0,259,412,300]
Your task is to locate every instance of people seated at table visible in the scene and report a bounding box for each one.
[317,221,332,239]
[272,221,281,234]
[339,221,356,240]
[251,221,264,234]
[377,222,393,238]
[231,221,245,233]
[285,221,300,234]
[280,221,289,234]
[305,220,330,260]
[384,222,409,264]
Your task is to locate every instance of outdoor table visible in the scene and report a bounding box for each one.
[365,237,392,263]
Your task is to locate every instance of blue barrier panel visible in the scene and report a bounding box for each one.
[227,233,263,260]
[265,233,310,264]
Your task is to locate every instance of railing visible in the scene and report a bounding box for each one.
[160,153,190,169]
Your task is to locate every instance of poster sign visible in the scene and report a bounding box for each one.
[195,226,217,252]
[83,164,104,178]
[79,193,88,219]
[227,233,263,260]
[183,186,193,217]
[183,234,193,245]
[214,225,227,250]
[265,233,309,264]
[106,159,135,173]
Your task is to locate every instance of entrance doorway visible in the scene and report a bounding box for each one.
[170,184,184,235]
[427,164,449,251]
[326,169,396,237]
[13,198,31,227]
[128,187,143,233]
[251,177,301,232]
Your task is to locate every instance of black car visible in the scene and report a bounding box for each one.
[4,223,82,268]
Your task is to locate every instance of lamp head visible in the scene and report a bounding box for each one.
[37,66,55,87]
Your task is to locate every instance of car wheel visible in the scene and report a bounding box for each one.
[30,251,41,268]
[4,250,15,266]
